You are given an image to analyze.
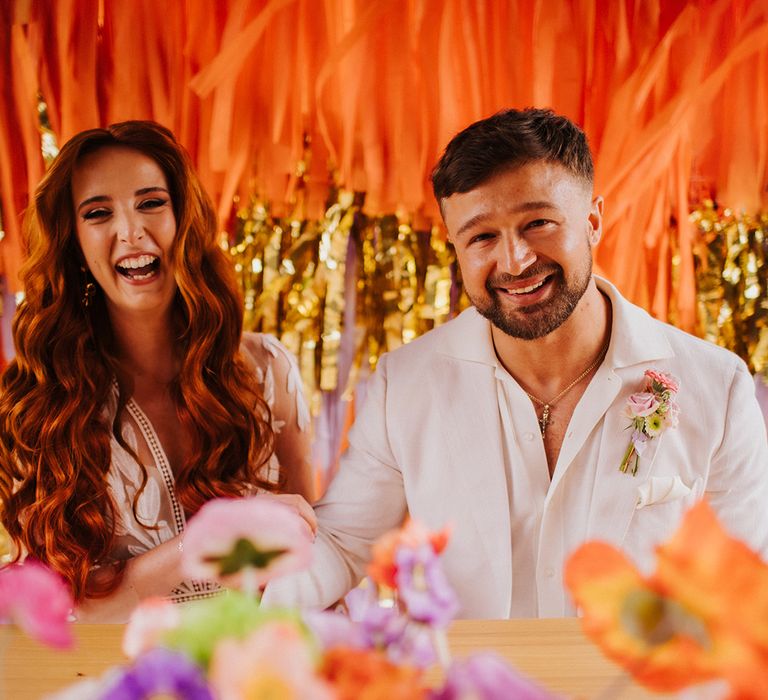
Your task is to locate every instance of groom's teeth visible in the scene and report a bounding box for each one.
[509,279,545,295]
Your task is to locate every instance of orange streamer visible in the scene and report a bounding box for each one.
[0,0,767,337]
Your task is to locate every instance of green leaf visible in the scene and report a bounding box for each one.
[204,538,288,576]
[161,591,305,669]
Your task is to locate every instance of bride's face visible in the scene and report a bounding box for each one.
[72,146,178,320]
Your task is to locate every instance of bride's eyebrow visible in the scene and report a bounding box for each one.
[77,195,111,213]
[135,187,169,196]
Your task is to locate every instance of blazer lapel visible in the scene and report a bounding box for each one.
[549,364,622,495]
[585,367,669,542]
[583,278,677,543]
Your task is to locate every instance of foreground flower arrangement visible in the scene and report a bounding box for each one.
[7,497,767,698]
[45,496,554,700]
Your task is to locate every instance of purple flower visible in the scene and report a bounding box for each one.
[343,585,439,667]
[431,652,557,700]
[0,559,74,648]
[631,428,649,456]
[99,648,213,700]
[387,622,437,668]
[345,584,408,649]
[302,608,366,649]
[395,543,459,627]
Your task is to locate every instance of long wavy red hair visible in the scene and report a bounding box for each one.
[0,121,277,600]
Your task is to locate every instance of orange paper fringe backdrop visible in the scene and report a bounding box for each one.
[1,0,768,335]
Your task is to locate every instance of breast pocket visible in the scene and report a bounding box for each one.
[623,476,704,571]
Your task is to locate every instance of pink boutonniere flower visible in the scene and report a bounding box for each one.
[619,369,680,476]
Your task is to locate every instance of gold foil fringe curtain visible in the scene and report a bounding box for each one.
[224,190,468,415]
[692,202,768,382]
[226,196,768,413]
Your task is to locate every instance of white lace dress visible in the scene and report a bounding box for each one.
[104,333,310,603]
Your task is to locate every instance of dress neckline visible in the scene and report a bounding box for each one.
[124,396,186,536]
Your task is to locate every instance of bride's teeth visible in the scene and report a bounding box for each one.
[510,279,545,295]
[117,255,157,269]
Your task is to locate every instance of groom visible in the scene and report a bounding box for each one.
[264,108,768,617]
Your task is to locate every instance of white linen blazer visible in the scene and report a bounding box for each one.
[264,278,768,617]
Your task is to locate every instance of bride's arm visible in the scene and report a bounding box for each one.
[74,495,316,623]
[250,335,317,502]
[74,534,184,623]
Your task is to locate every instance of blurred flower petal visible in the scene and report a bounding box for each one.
[566,501,768,694]
[209,620,333,700]
[565,540,716,690]
[320,646,427,700]
[0,560,74,649]
[99,648,213,700]
[123,597,181,659]
[345,584,408,650]
[161,591,301,670]
[432,652,557,700]
[368,520,451,589]
[303,609,366,650]
[396,544,459,627]
[181,496,312,588]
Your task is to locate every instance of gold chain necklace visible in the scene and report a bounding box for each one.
[524,343,609,437]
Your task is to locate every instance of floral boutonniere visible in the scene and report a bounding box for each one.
[619,369,680,476]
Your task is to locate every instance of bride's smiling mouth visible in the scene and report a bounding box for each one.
[115,254,161,281]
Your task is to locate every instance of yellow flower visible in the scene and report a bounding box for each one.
[644,413,663,437]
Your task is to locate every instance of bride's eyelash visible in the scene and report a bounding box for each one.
[139,198,168,209]
[82,208,110,221]
[80,197,169,221]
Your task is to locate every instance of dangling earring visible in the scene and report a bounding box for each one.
[81,266,96,308]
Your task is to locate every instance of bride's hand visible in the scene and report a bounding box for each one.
[260,493,318,536]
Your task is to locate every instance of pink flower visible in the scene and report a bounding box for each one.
[625,392,660,418]
[208,620,334,700]
[181,496,313,590]
[123,597,181,658]
[644,370,680,394]
[0,560,74,648]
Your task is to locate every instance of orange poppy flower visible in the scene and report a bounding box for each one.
[653,501,768,695]
[565,501,768,697]
[320,646,427,700]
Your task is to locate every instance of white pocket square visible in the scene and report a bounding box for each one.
[636,476,692,508]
